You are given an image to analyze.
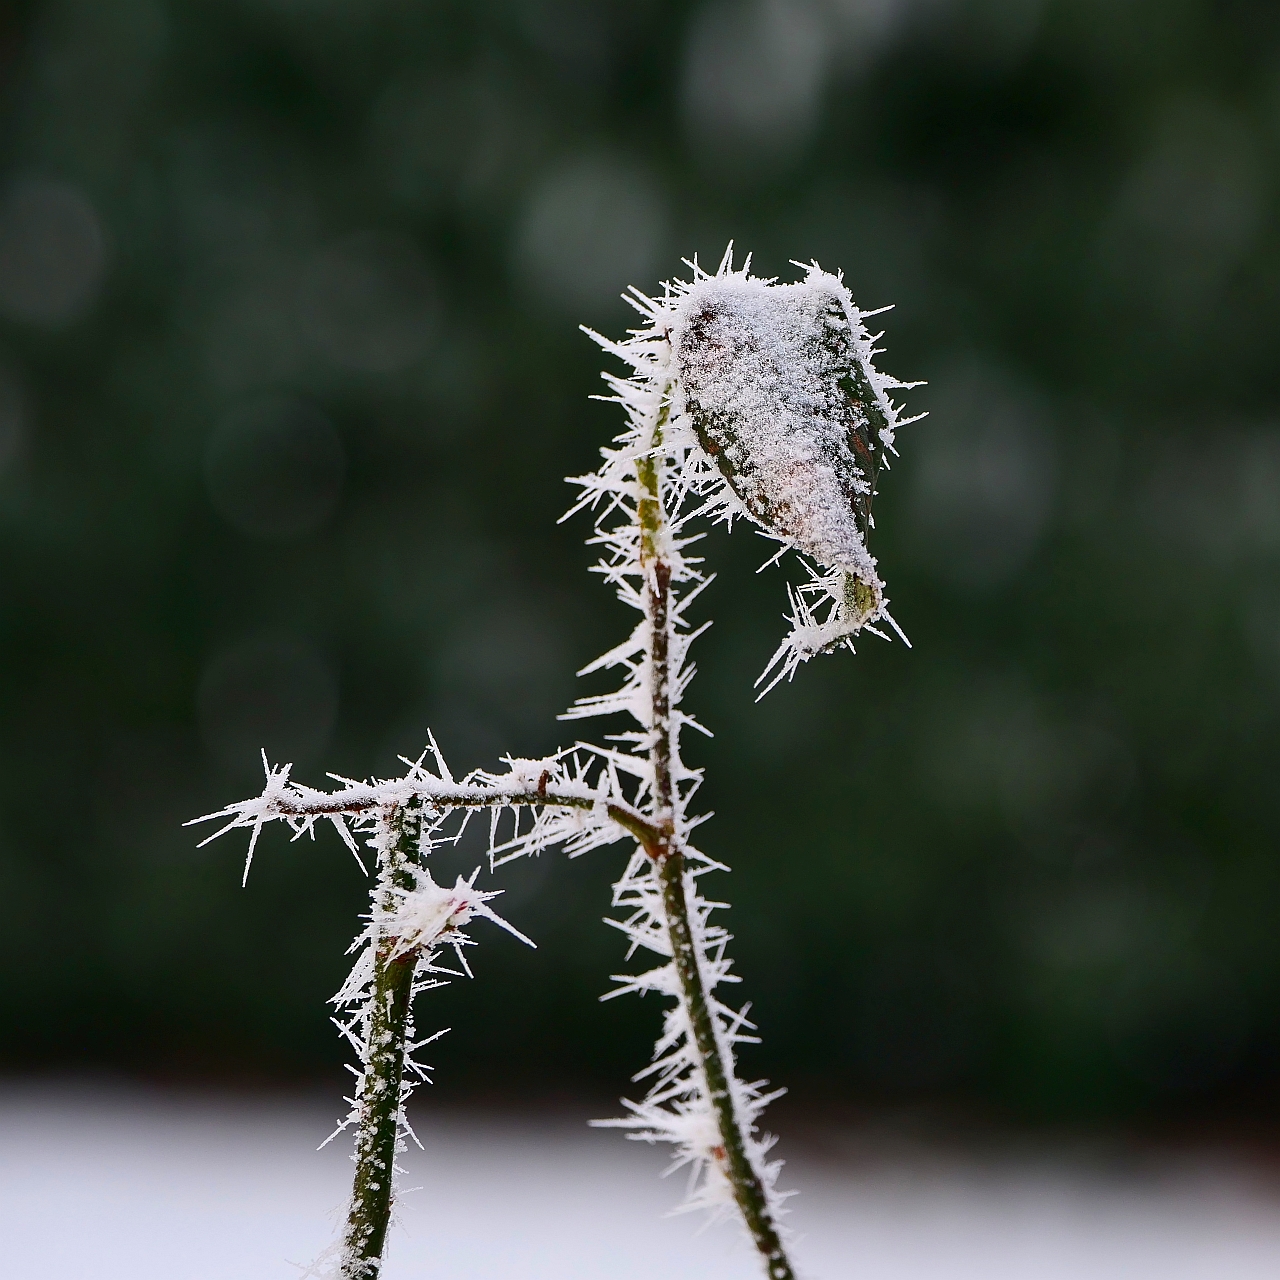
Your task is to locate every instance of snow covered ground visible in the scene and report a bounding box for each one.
[4,1081,1280,1279]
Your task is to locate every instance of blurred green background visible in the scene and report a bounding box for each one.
[1,0,1278,1127]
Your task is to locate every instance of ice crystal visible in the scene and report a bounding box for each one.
[580,248,919,692]
[324,837,532,1171]
[192,245,914,1280]
[590,845,792,1223]
[189,743,658,879]
[563,247,914,1244]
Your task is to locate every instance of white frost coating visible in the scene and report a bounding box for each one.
[187,743,649,883]
[590,848,792,1225]
[187,740,638,1274]
[323,842,533,1178]
[383,869,533,962]
[673,271,881,584]
[562,252,837,1245]
[190,243,914,1275]
[558,246,914,1246]
[580,248,918,693]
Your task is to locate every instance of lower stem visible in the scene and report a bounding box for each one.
[341,809,417,1280]
[657,848,795,1280]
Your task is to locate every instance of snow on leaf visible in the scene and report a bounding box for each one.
[575,246,917,690]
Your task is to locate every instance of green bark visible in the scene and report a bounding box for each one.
[658,848,794,1280]
[340,808,418,1280]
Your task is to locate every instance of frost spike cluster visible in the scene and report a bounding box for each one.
[322,816,529,1189]
[565,252,813,1231]
[582,248,919,691]
[191,246,915,1280]
[189,738,655,1278]
[189,741,660,884]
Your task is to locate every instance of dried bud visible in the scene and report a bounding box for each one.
[673,268,895,629]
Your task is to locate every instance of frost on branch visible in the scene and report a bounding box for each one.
[380,867,532,963]
[193,241,909,1280]
[568,249,896,1254]
[561,248,913,1267]
[187,741,654,884]
[591,847,792,1224]
[187,741,649,1279]
[324,831,532,1235]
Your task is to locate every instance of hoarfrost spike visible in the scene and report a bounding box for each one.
[575,248,918,690]
[194,243,916,1280]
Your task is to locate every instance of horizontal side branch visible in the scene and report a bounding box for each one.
[190,768,667,863]
[260,785,665,851]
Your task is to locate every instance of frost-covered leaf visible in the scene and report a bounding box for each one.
[674,268,892,626]
[577,247,918,693]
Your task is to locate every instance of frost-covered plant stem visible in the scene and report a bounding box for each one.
[341,806,415,1280]
[637,399,795,1280]
[658,858,787,1276]
[194,249,914,1280]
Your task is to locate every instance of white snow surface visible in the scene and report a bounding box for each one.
[5,1082,1280,1280]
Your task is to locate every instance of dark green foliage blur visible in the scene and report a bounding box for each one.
[1,0,1279,1125]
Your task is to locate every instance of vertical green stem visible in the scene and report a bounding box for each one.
[341,807,417,1280]
[638,389,795,1280]
[658,854,793,1280]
